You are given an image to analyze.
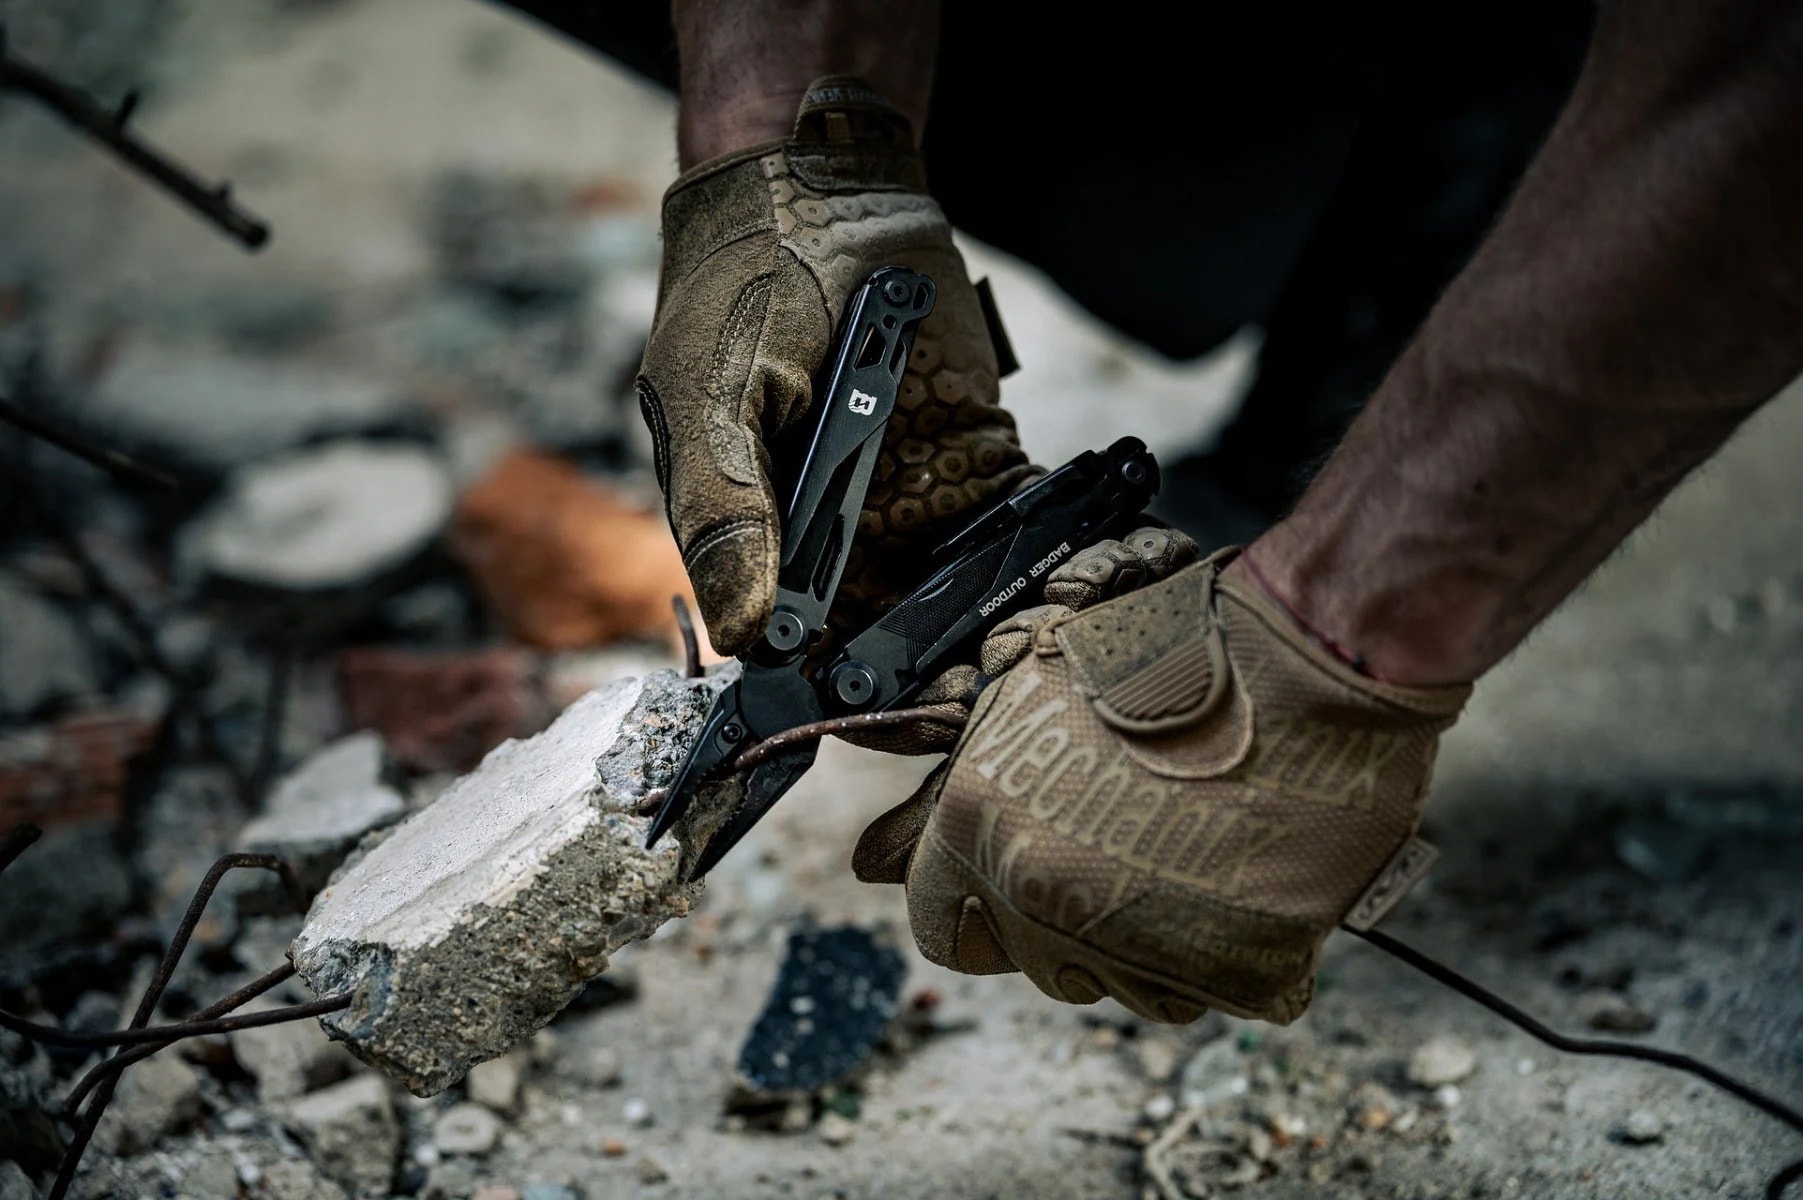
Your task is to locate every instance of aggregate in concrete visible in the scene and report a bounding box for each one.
[291,667,737,1094]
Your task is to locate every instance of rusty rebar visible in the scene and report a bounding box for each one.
[49,853,306,1199]
[62,991,350,1117]
[0,25,268,249]
[0,393,182,492]
[57,962,297,1113]
[4,989,346,1049]
[672,594,702,679]
[731,707,969,774]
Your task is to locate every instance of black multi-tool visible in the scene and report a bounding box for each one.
[645,267,1161,880]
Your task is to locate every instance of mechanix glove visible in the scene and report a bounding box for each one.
[854,549,1471,1024]
[636,76,1033,654]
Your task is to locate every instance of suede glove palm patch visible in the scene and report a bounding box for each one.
[637,76,1031,654]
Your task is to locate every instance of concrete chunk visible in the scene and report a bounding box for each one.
[236,733,408,902]
[283,1074,398,1196]
[292,668,736,1095]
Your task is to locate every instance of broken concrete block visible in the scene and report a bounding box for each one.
[283,1073,399,1197]
[235,733,408,903]
[292,668,735,1095]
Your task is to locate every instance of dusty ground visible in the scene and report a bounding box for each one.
[1,2,1799,1198]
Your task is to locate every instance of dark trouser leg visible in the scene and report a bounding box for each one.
[1175,3,1593,530]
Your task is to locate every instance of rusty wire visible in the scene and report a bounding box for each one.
[0,24,268,249]
[1,988,347,1050]
[0,834,342,1200]
[731,706,968,774]
[48,852,312,1199]
[60,987,349,1118]
[672,594,703,679]
[0,393,182,493]
[59,963,302,1113]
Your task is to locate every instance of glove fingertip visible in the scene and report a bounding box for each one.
[685,515,779,655]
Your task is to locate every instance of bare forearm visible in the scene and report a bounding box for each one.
[1238,0,1803,686]
[673,0,940,167]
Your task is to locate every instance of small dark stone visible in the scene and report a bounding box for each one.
[735,927,906,1094]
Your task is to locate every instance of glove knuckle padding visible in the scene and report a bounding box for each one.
[1042,526,1201,610]
[914,554,1470,1024]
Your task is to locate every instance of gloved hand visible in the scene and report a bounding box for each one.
[854,547,1471,1024]
[637,75,1033,655]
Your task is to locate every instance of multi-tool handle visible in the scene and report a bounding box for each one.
[760,267,936,662]
[822,436,1161,713]
[643,267,933,863]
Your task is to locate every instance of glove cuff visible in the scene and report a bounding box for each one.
[663,75,927,207]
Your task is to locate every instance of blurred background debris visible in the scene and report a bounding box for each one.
[0,1,1797,1198]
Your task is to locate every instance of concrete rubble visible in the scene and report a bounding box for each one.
[230,995,361,1103]
[0,573,99,720]
[77,343,412,475]
[2,1,1799,1196]
[1406,1034,1477,1087]
[434,1102,502,1157]
[0,1161,34,1200]
[234,732,409,902]
[292,667,738,1095]
[283,1073,400,1196]
[465,1051,524,1115]
[259,1154,353,1200]
[182,442,453,593]
[92,1051,202,1156]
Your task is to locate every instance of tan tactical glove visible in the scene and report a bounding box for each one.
[637,76,1032,654]
[854,548,1471,1024]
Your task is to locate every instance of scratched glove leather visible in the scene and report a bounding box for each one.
[636,75,1032,654]
[853,549,1471,1024]
[840,526,1200,758]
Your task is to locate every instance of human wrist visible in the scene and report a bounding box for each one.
[677,87,803,170]
[1224,532,1488,689]
[672,1,938,170]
